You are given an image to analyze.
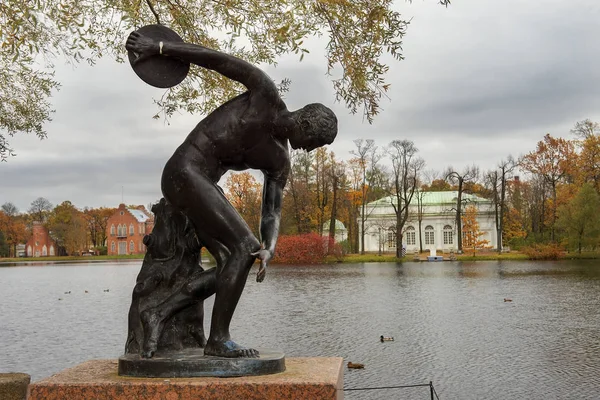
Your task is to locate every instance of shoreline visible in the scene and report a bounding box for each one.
[3,251,600,266]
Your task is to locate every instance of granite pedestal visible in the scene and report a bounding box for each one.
[28,357,344,399]
[0,373,30,400]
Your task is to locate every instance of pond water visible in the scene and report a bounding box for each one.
[1,260,599,399]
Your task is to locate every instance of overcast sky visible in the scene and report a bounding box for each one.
[2,0,600,212]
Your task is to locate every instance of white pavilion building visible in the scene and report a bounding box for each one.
[359,191,497,253]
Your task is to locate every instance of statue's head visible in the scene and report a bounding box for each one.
[289,103,337,152]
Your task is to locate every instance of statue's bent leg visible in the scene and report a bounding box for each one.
[140,268,217,358]
[162,165,261,358]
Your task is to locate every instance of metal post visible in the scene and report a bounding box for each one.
[430,381,434,400]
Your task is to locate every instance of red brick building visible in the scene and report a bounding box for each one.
[26,222,57,257]
[106,204,154,255]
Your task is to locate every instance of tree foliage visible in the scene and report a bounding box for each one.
[461,204,489,256]
[1,0,450,160]
[224,171,262,238]
[556,183,600,254]
[47,200,88,255]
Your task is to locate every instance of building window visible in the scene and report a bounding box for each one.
[443,225,453,245]
[120,211,124,215]
[42,245,48,256]
[387,228,396,248]
[405,226,416,246]
[129,241,135,253]
[139,224,144,234]
[49,246,55,256]
[129,224,135,236]
[425,225,435,245]
[110,225,116,236]
[111,241,116,253]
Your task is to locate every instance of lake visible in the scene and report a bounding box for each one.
[1,260,599,399]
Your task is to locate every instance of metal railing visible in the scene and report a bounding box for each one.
[344,381,440,399]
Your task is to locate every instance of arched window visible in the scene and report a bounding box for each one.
[129,224,135,236]
[129,241,135,253]
[111,241,116,253]
[387,227,397,248]
[425,225,435,245]
[42,245,48,256]
[49,246,55,256]
[405,226,416,246]
[27,245,32,257]
[110,224,116,236]
[443,225,453,245]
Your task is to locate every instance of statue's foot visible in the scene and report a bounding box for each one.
[204,339,259,358]
[140,308,164,359]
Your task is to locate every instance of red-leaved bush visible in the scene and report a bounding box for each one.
[273,233,331,264]
[521,243,563,260]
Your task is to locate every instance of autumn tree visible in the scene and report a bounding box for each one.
[83,207,115,248]
[520,134,576,241]
[313,147,330,236]
[28,197,53,223]
[444,165,479,252]
[556,184,600,254]
[224,172,262,238]
[484,157,516,252]
[461,204,489,257]
[385,139,424,257]
[47,201,88,255]
[574,134,600,193]
[284,150,316,234]
[0,203,28,257]
[1,0,450,160]
[327,153,346,246]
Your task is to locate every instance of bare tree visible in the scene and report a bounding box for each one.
[351,139,382,254]
[445,165,479,252]
[28,197,53,223]
[1,202,19,217]
[328,154,346,246]
[571,119,600,140]
[386,140,424,257]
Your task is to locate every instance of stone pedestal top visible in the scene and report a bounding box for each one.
[29,357,344,399]
[0,373,30,400]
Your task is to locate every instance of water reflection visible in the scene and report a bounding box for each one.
[0,260,598,399]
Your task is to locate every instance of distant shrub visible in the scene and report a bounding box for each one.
[273,233,330,264]
[96,246,108,256]
[521,243,563,260]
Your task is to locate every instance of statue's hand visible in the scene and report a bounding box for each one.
[251,249,271,283]
[126,31,160,64]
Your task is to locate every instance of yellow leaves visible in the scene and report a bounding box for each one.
[461,204,489,256]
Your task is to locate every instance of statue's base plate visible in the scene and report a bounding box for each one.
[118,348,285,378]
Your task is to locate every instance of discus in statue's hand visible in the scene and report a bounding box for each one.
[127,24,190,88]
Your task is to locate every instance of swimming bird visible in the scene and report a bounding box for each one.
[380,335,394,342]
[64,291,71,294]
[104,289,110,292]
[84,290,89,293]
[347,362,364,369]
[58,298,63,301]
[504,298,513,302]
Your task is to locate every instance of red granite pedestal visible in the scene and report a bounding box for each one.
[28,357,344,400]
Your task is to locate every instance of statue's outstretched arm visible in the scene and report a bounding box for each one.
[127,31,278,97]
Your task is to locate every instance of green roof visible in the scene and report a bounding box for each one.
[368,191,490,207]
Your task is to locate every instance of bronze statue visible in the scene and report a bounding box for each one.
[124,26,337,361]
